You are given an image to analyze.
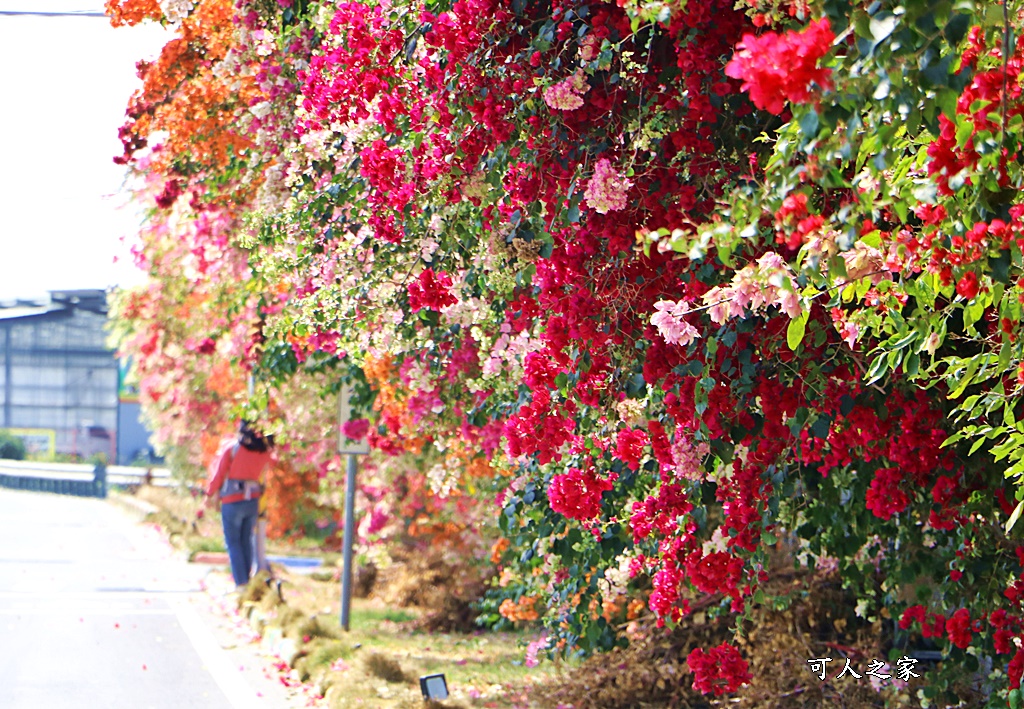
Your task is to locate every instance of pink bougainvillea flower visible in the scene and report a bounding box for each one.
[543,70,589,111]
[725,18,834,115]
[651,300,700,346]
[342,418,370,440]
[584,158,631,214]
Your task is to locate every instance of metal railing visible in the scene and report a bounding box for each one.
[0,459,172,498]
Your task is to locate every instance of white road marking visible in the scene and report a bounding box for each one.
[171,596,267,709]
[0,608,175,615]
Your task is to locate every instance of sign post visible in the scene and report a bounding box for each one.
[338,383,369,631]
[248,375,272,575]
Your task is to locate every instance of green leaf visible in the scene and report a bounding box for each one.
[873,76,891,100]
[798,109,819,138]
[992,437,1020,462]
[860,230,882,248]
[963,300,985,333]
[866,353,889,384]
[1007,500,1024,535]
[922,54,954,89]
[787,311,809,351]
[941,431,965,448]
[1007,459,1024,478]
[945,13,971,45]
[992,250,1012,284]
[969,436,989,456]
[906,352,920,377]
[949,357,981,399]
[869,14,898,49]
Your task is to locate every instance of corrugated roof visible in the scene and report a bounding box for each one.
[0,303,68,322]
[0,289,108,322]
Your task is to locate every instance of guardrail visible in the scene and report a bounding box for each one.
[0,459,173,498]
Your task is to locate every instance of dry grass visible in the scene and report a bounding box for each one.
[132,484,227,559]
[364,652,407,683]
[259,576,558,708]
[129,485,910,708]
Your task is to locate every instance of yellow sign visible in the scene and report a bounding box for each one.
[6,428,56,457]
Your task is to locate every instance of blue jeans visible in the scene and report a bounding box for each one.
[221,499,259,587]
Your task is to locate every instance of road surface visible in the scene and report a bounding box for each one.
[0,488,300,709]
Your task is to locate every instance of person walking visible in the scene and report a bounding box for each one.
[205,421,274,590]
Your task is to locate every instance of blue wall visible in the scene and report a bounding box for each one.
[116,400,153,465]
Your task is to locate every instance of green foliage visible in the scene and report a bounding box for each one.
[186,536,226,559]
[109,0,1024,700]
[0,431,26,461]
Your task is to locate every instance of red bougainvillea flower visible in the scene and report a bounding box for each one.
[947,608,973,649]
[956,270,980,299]
[942,606,974,651]
[899,604,926,630]
[922,612,946,639]
[195,337,216,355]
[865,466,909,520]
[684,550,745,596]
[407,268,458,311]
[686,642,752,696]
[1011,648,1024,690]
[725,18,835,115]
[932,475,957,505]
[615,427,649,471]
[155,179,182,209]
[548,467,614,520]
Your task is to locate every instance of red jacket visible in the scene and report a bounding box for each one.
[206,442,272,504]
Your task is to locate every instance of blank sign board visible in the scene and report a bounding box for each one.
[419,673,449,700]
[337,383,370,455]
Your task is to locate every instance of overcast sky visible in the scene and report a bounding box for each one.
[0,2,171,301]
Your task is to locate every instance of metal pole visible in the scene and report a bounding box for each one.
[340,451,357,631]
[247,374,271,575]
[2,326,11,428]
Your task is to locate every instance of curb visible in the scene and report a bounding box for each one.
[202,573,321,705]
[255,623,301,665]
[193,551,230,565]
[107,490,160,521]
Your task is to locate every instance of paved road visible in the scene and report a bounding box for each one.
[0,488,297,709]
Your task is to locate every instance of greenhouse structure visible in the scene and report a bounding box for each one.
[0,290,147,463]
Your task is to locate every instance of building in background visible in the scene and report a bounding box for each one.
[0,290,152,463]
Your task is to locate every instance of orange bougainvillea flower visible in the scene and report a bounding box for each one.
[263,461,319,539]
[104,0,161,27]
[490,537,510,564]
[499,596,540,623]
[110,0,258,181]
[207,359,244,398]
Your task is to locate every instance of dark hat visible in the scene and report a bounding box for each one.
[239,420,274,452]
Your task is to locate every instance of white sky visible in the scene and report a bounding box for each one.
[0,2,172,301]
